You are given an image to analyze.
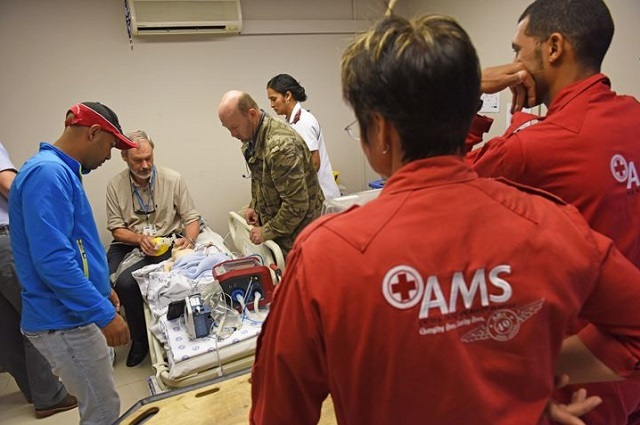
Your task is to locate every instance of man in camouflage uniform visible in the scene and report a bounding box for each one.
[218,90,324,257]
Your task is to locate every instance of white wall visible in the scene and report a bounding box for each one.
[408,0,640,139]
[0,0,387,244]
[1,0,638,245]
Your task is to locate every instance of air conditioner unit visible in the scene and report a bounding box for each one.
[127,0,242,35]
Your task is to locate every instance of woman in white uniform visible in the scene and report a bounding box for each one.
[267,74,341,199]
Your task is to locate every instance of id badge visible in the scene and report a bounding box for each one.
[142,224,157,236]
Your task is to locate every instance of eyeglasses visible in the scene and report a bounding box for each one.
[130,181,156,215]
[344,119,360,141]
[131,191,156,215]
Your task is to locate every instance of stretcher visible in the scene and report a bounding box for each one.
[115,368,337,425]
[141,214,285,393]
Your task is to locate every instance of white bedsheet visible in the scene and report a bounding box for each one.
[132,239,266,381]
[162,315,262,379]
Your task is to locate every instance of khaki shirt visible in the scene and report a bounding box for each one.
[243,114,324,255]
[106,166,200,237]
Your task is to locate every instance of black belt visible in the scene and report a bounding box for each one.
[0,224,9,235]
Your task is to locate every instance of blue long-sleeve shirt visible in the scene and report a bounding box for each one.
[10,143,115,332]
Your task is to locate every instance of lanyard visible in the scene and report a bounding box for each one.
[131,167,156,215]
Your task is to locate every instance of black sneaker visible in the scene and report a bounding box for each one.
[126,342,149,367]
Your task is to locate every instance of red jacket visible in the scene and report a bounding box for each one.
[467,74,640,425]
[250,157,640,425]
[468,74,640,268]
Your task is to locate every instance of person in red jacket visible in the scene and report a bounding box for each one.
[250,12,640,425]
[466,1,640,423]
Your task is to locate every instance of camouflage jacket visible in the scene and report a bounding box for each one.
[242,113,324,255]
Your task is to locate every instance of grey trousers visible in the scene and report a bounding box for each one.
[25,325,120,425]
[0,231,68,408]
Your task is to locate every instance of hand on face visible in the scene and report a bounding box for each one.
[481,63,537,113]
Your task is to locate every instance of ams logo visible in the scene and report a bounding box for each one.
[611,154,640,190]
[381,264,545,342]
[381,264,512,318]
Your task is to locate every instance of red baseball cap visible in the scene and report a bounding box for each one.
[65,102,137,150]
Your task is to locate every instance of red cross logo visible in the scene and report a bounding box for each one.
[382,265,424,309]
[611,154,628,183]
[392,273,417,301]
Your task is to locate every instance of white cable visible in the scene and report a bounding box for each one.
[235,293,246,312]
[253,292,261,314]
[216,313,227,338]
[213,336,223,377]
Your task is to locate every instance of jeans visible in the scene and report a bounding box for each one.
[25,324,120,425]
[0,231,68,408]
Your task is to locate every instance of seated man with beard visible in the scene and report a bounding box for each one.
[106,130,200,367]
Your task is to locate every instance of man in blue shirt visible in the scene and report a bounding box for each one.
[10,102,134,425]
[0,142,78,418]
